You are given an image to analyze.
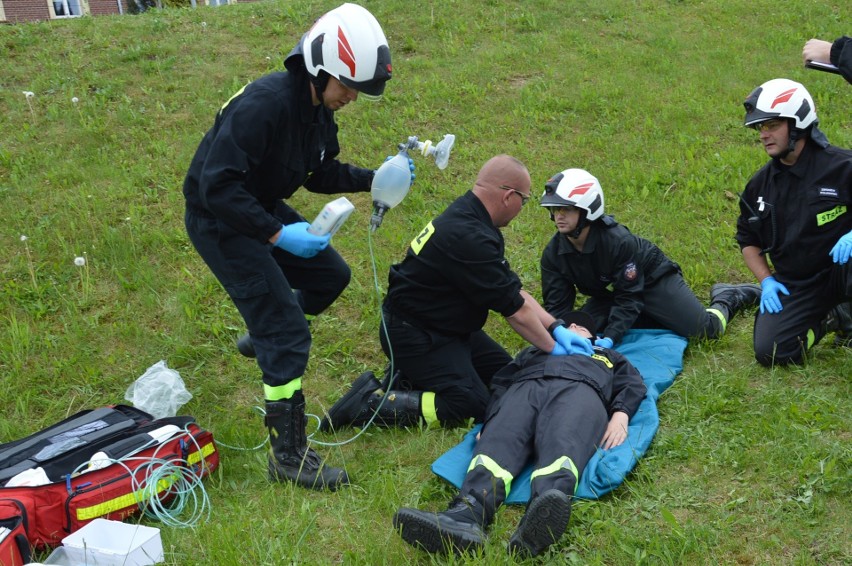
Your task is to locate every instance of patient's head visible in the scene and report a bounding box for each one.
[562,311,597,339]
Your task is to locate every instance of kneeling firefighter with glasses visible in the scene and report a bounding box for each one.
[736,78,852,366]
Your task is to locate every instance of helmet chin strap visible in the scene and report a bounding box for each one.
[568,210,588,239]
[310,71,331,105]
[776,120,803,161]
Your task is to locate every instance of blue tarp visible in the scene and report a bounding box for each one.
[430,329,688,503]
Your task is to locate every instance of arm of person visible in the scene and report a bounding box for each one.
[541,240,578,320]
[505,291,559,352]
[741,245,773,283]
[600,411,629,450]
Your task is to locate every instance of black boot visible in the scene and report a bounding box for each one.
[237,333,255,358]
[825,302,852,347]
[393,494,490,555]
[319,372,422,432]
[265,393,349,491]
[709,283,762,321]
[508,489,573,558]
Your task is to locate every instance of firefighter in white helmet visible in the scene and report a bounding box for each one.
[736,78,852,365]
[540,168,761,347]
[182,3,394,491]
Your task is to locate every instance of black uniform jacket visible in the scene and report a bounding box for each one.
[541,215,679,343]
[183,44,373,243]
[486,346,646,420]
[384,191,525,335]
[736,142,852,283]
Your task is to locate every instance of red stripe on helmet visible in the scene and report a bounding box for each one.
[770,88,796,109]
[337,26,356,77]
[567,183,594,199]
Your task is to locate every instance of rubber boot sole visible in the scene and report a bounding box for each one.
[268,455,349,492]
[508,489,572,558]
[393,508,485,555]
[319,371,381,432]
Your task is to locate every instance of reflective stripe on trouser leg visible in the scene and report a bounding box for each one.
[531,456,579,494]
[706,308,727,334]
[421,391,439,427]
[467,453,513,496]
[264,378,302,401]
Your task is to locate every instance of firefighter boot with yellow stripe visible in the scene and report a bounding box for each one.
[265,393,349,491]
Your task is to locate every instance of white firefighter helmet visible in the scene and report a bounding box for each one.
[302,3,392,99]
[540,168,605,221]
[743,78,817,131]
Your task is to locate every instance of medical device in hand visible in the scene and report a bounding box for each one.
[370,134,456,231]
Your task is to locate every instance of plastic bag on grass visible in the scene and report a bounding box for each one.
[125,360,192,419]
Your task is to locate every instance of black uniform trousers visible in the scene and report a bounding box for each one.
[582,271,723,339]
[753,263,852,366]
[461,378,608,514]
[379,306,512,425]
[185,203,350,388]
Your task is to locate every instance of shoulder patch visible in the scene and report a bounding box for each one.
[410,221,435,255]
[591,353,613,368]
[623,262,638,282]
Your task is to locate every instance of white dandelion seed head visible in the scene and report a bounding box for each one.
[20,235,28,241]
[72,97,79,104]
[23,91,34,99]
[74,256,86,267]
[201,21,207,27]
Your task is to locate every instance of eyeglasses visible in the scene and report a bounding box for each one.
[498,185,531,206]
[550,205,578,215]
[751,119,785,133]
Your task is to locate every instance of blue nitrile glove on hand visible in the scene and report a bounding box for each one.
[829,230,852,264]
[760,276,790,314]
[595,337,614,349]
[550,342,570,356]
[274,222,330,258]
[383,155,416,183]
[552,325,594,356]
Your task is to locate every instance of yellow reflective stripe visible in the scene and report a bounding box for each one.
[75,442,216,521]
[467,454,513,495]
[706,308,727,333]
[264,378,302,401]
[421,391,438,428]
[807,328,815,349]
[816,205,846,226]
[220,84,248,113]
[531,456,579,494]
[591,354,613,368]
[410,221,435,255]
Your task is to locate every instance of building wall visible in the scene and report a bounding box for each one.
[1,0,130,22]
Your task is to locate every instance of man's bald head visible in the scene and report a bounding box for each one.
[472,155,532,227]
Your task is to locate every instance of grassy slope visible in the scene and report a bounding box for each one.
[0,1,849,564]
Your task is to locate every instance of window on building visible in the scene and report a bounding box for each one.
[53,0,83,17]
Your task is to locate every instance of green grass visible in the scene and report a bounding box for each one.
[1,1,850,564]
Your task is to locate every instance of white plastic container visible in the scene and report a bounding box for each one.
[45,518,164,565]
[308,196,355,236]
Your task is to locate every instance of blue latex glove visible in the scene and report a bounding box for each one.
[550,342,569,356]
[383,155,416,183]
[274,222,330,258]
[829,230,852,264]
[552,325,593,356]
[595,337,614,349]
[759,276,790,314]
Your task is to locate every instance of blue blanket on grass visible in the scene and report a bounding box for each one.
[430,329,688,503]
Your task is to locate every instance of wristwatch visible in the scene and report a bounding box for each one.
[547,319,565,334]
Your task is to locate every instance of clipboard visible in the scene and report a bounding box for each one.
[805,60,841,75]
